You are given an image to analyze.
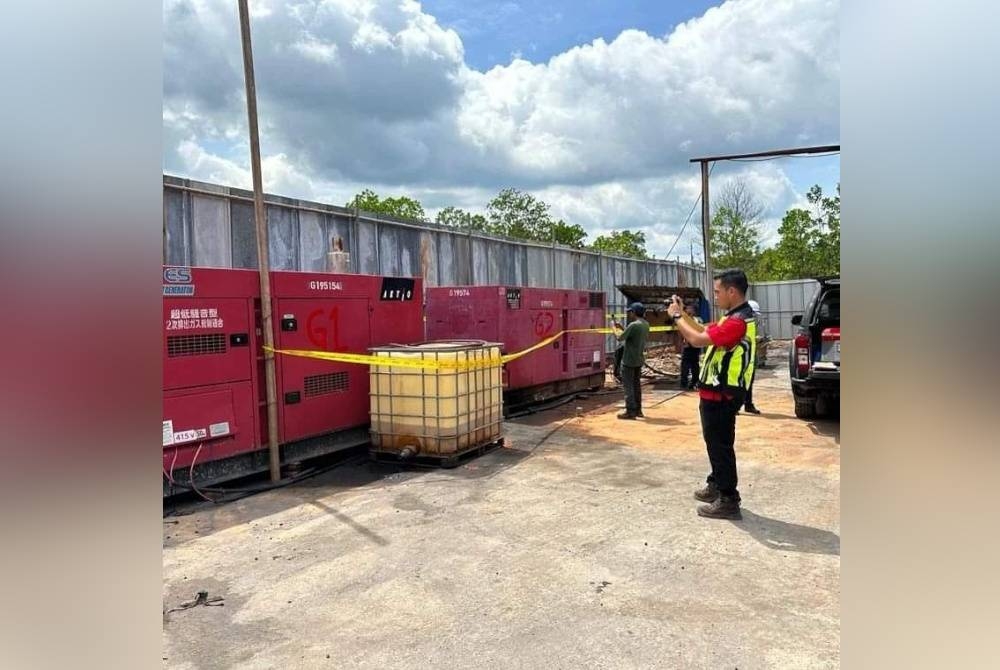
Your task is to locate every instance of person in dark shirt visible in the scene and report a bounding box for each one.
[613,302,650,420]
[741,299,762,414]
[667,269,757,520]
[678,303,703,390]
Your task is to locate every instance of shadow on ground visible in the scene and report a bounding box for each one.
[641,417,684,427]
[732,509,840,556]
[808,420,840,445]
[164,446,533,542]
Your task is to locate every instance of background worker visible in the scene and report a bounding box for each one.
[742,299,762,414]
[678,303,703,390]
[613,302,649,420]
[666,269,757,520]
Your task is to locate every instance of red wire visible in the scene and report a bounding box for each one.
[188,443,216,503]
[164,448,179,485]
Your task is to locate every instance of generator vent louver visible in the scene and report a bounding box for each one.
[167,334,227,357]
[304,371,350,397]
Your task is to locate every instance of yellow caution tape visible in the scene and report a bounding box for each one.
[265,324,677,370]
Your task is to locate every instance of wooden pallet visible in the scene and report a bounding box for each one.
[369,438,505,469]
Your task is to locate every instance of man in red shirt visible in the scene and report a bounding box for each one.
[667,269,756,520]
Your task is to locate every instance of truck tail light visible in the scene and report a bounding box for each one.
[795,333,811,375]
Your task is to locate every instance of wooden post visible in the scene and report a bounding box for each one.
[238,0,281,482]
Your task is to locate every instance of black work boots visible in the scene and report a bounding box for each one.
[697,495,742,520]
[694,482,741,519]
[694,481,719,502]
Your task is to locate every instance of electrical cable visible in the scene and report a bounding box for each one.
[664,161,716,259]
[163,448,179,486]
[727,151,840,162]
[186,443,216,503]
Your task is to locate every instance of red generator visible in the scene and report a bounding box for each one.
[162,266,262,491]
[162,266,423,495]
[268,271,424,450]
[425,286,606,410]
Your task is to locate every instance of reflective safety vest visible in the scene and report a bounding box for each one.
[698,303,757,395]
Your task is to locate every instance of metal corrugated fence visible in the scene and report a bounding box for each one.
[748,279,821,340]
[163,177,830,343]
[163,175,712,352]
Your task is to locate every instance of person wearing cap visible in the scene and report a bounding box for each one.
[613,303,649,420]
[666,269,757,520]
[741,300,762,414]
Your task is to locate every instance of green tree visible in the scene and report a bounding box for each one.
[590,230,648,259]
[347,189,426,221]
[478,188,589,248]
[709,177,764,276]
[746,182,840,281]
[759,183,840,280]
[754,246,790,281]
[772,208,822,279]
[808,184,840,276]
[346,188,382,212]
[486,188,551,240]
[710,206,762,276]
[545,219,588,248]
[435,206,488,232]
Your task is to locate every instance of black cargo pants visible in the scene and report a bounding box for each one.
[700,395,743,498]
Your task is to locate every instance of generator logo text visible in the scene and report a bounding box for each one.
[309,280,343,291]
[163,285,196,296]
[163,267,192,284]
[380,277,416,301]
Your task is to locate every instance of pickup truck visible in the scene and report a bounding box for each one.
[788,277,840,419]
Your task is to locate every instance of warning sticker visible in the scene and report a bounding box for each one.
[162,420,174,447]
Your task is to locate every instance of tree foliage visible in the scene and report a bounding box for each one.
[547,219,588,248]
[347,189,426,221]
[715,178,765,226]
[435,206,488,232]
[710,206,762,276]
[707,181,840,281]
[764,184,840,280]
[590,230,648,259]
[709,178,764,277]
[484,188,587,248]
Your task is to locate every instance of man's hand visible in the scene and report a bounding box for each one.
[666,295,683,318]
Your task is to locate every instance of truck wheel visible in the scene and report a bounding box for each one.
[794,397,817,419]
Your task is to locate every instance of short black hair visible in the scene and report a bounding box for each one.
[714,268,748,295]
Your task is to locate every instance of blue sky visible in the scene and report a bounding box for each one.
[163,0,840,260]
[422,0,721,71]
[422,0,841,224]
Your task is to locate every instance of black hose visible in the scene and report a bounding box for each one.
[163,453,366,509]
[506,393,581,419]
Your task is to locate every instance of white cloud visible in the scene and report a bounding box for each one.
[163,0,839,249]
[456,0,838,182]
[291,34,340,63]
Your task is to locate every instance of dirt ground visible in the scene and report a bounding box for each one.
[163,341,839,669]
